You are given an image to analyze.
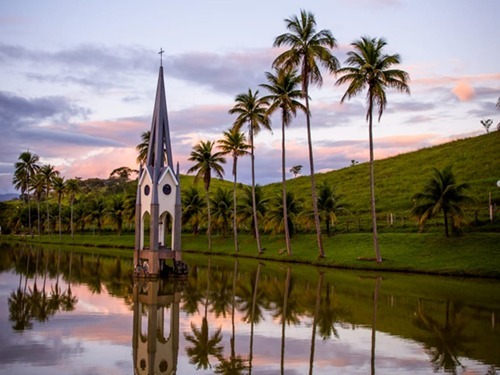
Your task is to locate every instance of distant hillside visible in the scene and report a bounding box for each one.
[0,193,17,202]
[263,132,500,223]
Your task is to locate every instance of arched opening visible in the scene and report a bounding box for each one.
[142,211,151,249]
[159,211,173,249]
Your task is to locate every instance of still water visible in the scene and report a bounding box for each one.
[0,241,499,375]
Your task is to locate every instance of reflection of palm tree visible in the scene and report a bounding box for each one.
[8,251,33,330]
[184,258,224,369]
[316,281,348,340]
[309,273,324,375]
[413,299,471,374]
[371,277,381,375]
[185,317,224,370]
[182,266,204,315]
[272,267,300,374]
[8,288,32,330]
[210,267,232,318]
[214,260,249,374]
[235,263,264,374]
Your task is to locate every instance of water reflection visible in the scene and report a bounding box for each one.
[132,278,182,375]
[8,246,78,331]
[1,242,500,374]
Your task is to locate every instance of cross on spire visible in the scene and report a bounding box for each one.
[159,48,164,66]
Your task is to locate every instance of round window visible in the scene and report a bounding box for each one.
[144,185,150,196]
[163,184,172,195]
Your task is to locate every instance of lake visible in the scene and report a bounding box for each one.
[0,241,499,374]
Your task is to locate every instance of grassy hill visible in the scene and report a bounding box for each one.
[260,132,500,231]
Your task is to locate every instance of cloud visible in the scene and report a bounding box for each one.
[166,48,277,95]
[452,81,475,101]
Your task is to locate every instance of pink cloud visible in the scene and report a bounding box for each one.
[452,81,475,101]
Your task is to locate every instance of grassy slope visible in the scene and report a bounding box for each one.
[263,132,500,223]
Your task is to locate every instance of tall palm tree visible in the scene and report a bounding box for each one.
[52,176,65,240]
[273,9,339,258]
[412,165,472,237]
[29,172,45,236]
[260,67,306,256]
[187,140,226,251]
[13,151,40,237]
[218,127,250,252]
[65,178,80,240]
[39,164,60,236]
[336,36,410,262]
[229,89,271,255]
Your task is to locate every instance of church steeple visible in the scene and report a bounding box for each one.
[134,54,185,277]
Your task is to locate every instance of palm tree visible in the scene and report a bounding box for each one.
[266,191,303,240]
[210,187,232,238]
[273,9,339,258]
[39,164,60,236]
[182,185,205,235]
[218,127,250,252]
[187,140,226,251]
[65,178,80,240]
[238,185,269,238]
[260,67,305,256]
[135,130,150,165]
[412,165,472,237]
[13,151,40,237]
[317,181,346,236]
[336,36,410,262]
[106,195,126,235]
[229,89,271,255]
[52,176,65,240]
[86,196,106,235]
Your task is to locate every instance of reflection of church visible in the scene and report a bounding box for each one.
[132,279,183,375]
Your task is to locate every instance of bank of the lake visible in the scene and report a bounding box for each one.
[4,231,500,278]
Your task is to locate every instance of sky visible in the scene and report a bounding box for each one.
[1,0,499,195]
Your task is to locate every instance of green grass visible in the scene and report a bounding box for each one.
[265,132,500,226]
[7,230,500,278]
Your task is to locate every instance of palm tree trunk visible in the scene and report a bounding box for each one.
[46,188,50,237]
[206,188,212,251]
[249,263,261,374]
[250,131,262,254]
[281,267,291,373]
[70,199,74,240]
[37,201,41,237]
[443,210,449,237]
[58,199,62,240]
[27,182,33,238]
[232,156,239,253]
[282,118,292,256]
[304,93,324,257]
[368,93,381,262]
